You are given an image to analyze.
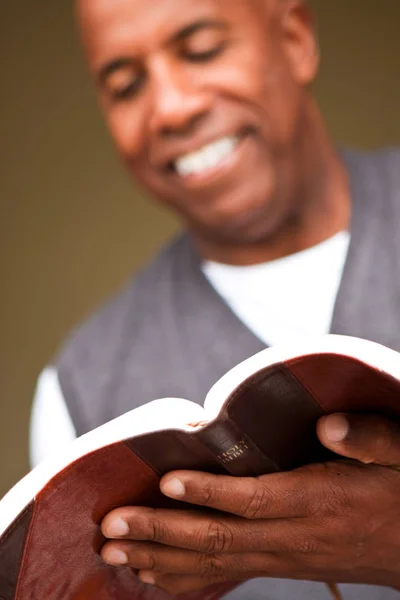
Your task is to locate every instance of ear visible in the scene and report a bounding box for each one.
[279,1,319,85]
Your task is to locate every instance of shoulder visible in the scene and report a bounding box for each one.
[344,146,400,183]
[343,147,400,215]
[372,148,400,189]
[54,233,192,374]
[51,233,200,432]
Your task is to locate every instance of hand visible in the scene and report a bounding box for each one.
[101,413,400,595]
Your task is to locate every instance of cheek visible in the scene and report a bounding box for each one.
[204,54,268,103]
[255,47,304,144]
[105,106,144,164]
[104,106,170,200]
[205,54,298,144]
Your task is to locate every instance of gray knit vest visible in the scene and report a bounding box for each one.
[56,149,400,600]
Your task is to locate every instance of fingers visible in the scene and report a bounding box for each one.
[158,470,312,519]
[138,572,249,596]
[317,413,400,467]
[100,539,259,594]
[101,505,312,554]
[101,539,277,577]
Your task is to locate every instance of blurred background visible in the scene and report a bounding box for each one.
[1,0,399,497]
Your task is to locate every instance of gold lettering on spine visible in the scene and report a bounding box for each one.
[216,439,249,464]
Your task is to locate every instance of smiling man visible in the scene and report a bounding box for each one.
[76,0,349,265]
[30,0,400,598]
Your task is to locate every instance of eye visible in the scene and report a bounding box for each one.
[181,28,228,63]
[184,44,227,63]
[111,79,144,101]
[104,67,145,101]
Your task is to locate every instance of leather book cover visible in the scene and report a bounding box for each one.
[1,336,400,599]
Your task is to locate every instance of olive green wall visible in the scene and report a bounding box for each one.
[1,1,399,496]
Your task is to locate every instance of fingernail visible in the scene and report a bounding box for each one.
[325,414,349,443]
[104,548,128,566]
[139,570,156,585]
[161,477,185,498]
[105,517,129,537]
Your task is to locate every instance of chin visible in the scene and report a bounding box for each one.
[194,205,277,245]
[209,192,278,239]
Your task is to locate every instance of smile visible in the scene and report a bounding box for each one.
[173,135,241,178]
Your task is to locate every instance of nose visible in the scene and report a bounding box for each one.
[148,58,211,137]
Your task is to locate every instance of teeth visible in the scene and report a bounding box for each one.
[175,136,240,177]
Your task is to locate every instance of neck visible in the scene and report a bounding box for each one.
[191,111,351,266]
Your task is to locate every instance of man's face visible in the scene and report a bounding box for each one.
[78,0,318,244]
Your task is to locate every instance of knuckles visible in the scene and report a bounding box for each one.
[145,515,170,543]
[239,481,276,520]
[293,535,321,557]
[365,416,400,465]
[194,478,220,507]
[201,521,235,554]
[199,552,227,578]
[130,547,157,570]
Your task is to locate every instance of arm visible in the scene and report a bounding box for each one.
[30,367,77,468]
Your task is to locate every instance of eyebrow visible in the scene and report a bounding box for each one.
[172,18,228,43]
[97,19,228,83]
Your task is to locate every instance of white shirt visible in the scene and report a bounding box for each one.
[30,231,350,468]
[202,231,350,347]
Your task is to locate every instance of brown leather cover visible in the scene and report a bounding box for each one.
[2,443,235,600]
[2,352,400,599]
[220,363,330,472]
[15,443,161,600]
[0,504,33,600]
[127,364,329,478]
[286,354,400,417]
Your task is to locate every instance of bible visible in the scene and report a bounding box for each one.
[2,334,400,600]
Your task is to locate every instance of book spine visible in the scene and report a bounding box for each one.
[195,418,279,477]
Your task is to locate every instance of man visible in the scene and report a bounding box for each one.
[31,0,400,598]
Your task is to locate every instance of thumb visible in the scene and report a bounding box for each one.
[317,413,400,467]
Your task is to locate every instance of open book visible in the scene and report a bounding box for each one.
[2,334,400,600]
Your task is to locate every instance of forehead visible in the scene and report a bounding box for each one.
[77,0,264,66]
